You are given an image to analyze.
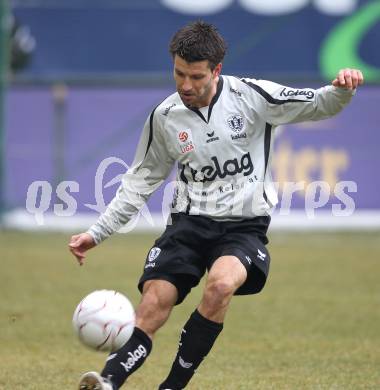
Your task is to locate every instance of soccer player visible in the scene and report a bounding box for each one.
[69,21,364,390]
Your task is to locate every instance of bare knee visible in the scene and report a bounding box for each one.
[199,256,247,322]
[203,277,236,309]
[135,280,177,338]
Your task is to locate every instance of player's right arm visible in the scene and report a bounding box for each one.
[68,107,174,265]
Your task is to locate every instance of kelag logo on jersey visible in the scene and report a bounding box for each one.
[280,88,315,99]
[190,152,253,182]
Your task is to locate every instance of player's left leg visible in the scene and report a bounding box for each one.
[159,255,247,390]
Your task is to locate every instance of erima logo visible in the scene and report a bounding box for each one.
[280,88,314,99]
[206,130,219,144]
[120,345,147,372]
[190,152,253,182]
[245,255,252,265]
[179,356,193,369]
[257,249,267,261]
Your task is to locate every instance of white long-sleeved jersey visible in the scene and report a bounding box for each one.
[88,76,354,244]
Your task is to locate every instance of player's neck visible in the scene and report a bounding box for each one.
[195,76,219,108]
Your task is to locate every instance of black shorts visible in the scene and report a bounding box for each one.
[138,213,271,304]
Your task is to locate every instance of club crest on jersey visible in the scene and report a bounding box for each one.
[178,129,195,154]
[227,115,246,140]
[227,115,244,132]
[227,115,247,140]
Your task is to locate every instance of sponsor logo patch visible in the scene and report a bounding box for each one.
[280,88,314,99]
[231,132,247,140]
[120,345,147,372]
[178,129,195,154]
[189,152,253,182]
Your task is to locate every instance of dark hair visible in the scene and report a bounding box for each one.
[169,21,227,70]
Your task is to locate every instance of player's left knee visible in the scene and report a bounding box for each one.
[204,278,236,304]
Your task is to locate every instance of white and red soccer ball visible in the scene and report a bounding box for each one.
[72,290,135,351]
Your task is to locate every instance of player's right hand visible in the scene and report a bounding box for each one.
[69,233,96,266]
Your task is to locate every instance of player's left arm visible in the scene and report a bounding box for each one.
[332,68,364,90]
[255,68,364,126]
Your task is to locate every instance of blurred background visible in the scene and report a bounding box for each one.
[1,0,380,231]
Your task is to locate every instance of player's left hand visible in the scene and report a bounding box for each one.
[332,68,364,90]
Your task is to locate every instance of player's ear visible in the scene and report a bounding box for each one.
[213,63,222,78]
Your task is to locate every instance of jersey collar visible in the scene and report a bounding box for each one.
[188,76,224,123]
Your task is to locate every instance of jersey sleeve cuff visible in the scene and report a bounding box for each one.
[86,227,105,245]
[332,86,357,96]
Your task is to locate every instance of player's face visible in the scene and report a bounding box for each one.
[173,55,222,108]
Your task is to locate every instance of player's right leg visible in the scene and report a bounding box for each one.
[78,279,178,390]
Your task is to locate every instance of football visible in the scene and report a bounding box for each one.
[72,290,135,351]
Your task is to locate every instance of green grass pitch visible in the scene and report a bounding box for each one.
[1,230,379,389]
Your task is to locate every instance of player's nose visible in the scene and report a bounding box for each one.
[181,77,192,92]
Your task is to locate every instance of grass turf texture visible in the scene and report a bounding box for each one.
[0,230,379,389]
